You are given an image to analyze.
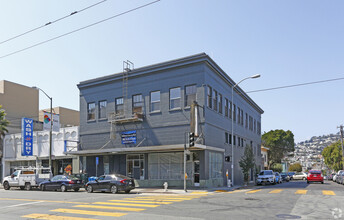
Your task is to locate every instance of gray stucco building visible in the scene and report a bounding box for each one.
[73,53,263,187]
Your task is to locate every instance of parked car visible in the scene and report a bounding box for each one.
[336,170,344,184]
[333,174,338,182]
[39,175,84,192]
[85,174,135,194]
[288,172,295,180]
[280,172,290,182]
[256,170,276,185]
[2,167,52,191]
[307,170,324,184]
[328,173,336,180]
[292,172,307,180]
[274,172,282,184]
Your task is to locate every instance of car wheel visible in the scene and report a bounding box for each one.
[321,182,324,184]
[60,185,67,192]
[303,177,306,180]
[3,181,10,190]
[111,185,118,194]
[307,181,309,184]
[125,190,131,194]
[74,188,79,192]
[86,185,93,193]
[40,185,45,191]
[25,182,31,191]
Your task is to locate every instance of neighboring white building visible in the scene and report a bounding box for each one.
[2,126,79,178]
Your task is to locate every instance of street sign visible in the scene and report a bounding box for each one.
[96,157,99,165]
[43,112,60,132]
[22,118,33,156]
[121,130,137,144]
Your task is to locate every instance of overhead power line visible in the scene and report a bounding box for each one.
[0,0,107,46]
[0,0,161,60]
[246,77,344,93]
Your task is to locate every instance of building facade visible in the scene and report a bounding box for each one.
[75,53,263,187]
[2,126,79,178]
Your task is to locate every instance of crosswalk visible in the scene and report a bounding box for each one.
[223,189,337,196]
[21,192,209,219]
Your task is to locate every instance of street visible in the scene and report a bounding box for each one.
[0,180,343,220]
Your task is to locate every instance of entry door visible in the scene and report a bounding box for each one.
[133,159,140,180]
[194,160,200,187]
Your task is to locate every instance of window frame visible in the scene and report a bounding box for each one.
[213,90,218,111]
[224,98,229,117]
[218,93,222,114]
[132,94,144,114]
[150,91,161,112]
[87,102,96,121]
[115,97,124,116]
[185,84,197,107]
[169,87,181,110]
[207,86,212,109]
[98,100,107,120]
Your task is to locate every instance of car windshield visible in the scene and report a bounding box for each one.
[67,175,80,180]
[310,171,321,174]
[259,171,273,175]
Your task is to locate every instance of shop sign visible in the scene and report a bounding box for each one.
[121,130,137,144]
[22,118,33,156]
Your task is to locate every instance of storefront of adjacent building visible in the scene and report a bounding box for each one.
[2,126,79,178]
[74,53,263,187]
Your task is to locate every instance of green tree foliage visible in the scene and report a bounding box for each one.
[0,105,9,140]
[239,145,255,184]
[272,163,283,173]
[288,163,302,172]
[262,129,295,169]
[322,141,343,172]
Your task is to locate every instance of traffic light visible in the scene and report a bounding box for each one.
[189,132,195,147]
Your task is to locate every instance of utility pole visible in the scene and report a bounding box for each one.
[338,125,344,170]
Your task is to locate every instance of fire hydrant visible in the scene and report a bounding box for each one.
[163,182,168,192]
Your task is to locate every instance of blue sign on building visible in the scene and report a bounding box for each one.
[121,130,137,144]
[22,118,34,156]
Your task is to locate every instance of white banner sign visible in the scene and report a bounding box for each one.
[43,112,60,132]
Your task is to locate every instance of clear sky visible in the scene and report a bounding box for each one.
[1,0,343,143]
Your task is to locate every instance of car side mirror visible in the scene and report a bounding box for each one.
[11,174,14,178]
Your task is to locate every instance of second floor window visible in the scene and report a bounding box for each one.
[233,104,236,122]
[185,85,196,106]
[218,93,222,114]
[213,90,218,111]
[98,100,107,119]
[207,86,212,109]
[170,87,181,109]
[150,91,160,112]
[133,94,143,114]
[87,102,95,120]
[225,98,229,117]
[115,97,124,116]
[245,113,248,129]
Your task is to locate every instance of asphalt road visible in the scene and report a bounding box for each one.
[0,180,343,220]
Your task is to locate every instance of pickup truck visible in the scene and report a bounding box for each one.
[2,167,52,190]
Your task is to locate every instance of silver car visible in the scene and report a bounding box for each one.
[292,172,307,180]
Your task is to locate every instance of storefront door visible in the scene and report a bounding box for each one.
[127,154,144,180]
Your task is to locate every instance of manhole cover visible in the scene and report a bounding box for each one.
[276,214,301,219]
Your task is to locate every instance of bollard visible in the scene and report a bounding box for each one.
[163,182,168,192]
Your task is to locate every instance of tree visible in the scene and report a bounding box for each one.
[239,145,255,185]
[262,129,295,169]
[322,141,342,172]
[288,163,302,172]
[0,105,9,155]
[272,163,283,173]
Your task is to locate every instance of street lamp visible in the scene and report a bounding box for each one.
[33,86,53,169]
[231,74,260,186]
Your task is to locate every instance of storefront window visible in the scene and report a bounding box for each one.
[209,152,223,179]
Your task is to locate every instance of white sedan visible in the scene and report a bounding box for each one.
[292,172,307,180]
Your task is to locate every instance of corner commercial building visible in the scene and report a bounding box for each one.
[74,53,264,187]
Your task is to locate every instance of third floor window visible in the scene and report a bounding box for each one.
[133,94,143,114]
[150,91,160,112]
[170,87,181,109]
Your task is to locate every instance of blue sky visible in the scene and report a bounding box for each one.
[1,0,343,143]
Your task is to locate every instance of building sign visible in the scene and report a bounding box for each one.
[121,130,137,144]
[22,118,33,156]
[43,112,60,132]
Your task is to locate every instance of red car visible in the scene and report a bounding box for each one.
[307,170,324,184]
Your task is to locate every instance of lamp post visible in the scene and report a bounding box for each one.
[33,87,53,169]
[231,74,260,186]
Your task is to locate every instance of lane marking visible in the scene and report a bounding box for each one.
[21,213,98,220]
[0,198,89,205]
[269,189,283,194]
[50,209,127,217]
[4,201,43,208]
[123,198,185,202]
[246,189,262,194]
[93,202,159,208]
[322,190,336,196]
[108,200,172,204]
[74,205,145,212]
[295,190,307,195]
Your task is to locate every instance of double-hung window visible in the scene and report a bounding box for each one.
[98,100,107,119]
[170,87,181,109]
[150,91,160,112]
[213,90,218,111]
[207,86,212,109]
[224,98,229,117]
[185,85,196,107]
[133,94,143,114]
[218,93,222,114]
[87,102,96,120]
[233,104,236,122]
[115,97,124,116]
